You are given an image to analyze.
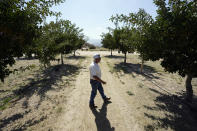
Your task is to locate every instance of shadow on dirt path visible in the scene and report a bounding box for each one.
[114,62,159,80]
[104,55,125,59]
[0,111,30,129]
[13,64,81,109]
[67,55,86,60]
[144,89,197,131]
[0,64,81,130]
[90,102,115,131]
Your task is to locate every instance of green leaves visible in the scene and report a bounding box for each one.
[101,32,115,50]
[37,19,85,66]
[0,0,65,81]
[109,9,153,60]
[108,0,197,100]
[152,0,197,76]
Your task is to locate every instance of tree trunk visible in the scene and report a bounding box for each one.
[61,53,64,65]
[124,52,127,64]
[141,58,144,73]
[185,74,193,103]
[74,50,76,57]
[111,49,112,56]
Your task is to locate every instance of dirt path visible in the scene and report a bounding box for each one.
[1,51,196,131]
[53,53,142,131]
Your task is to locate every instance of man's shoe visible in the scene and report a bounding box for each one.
[104,97,111,103]
[89,104,97,109]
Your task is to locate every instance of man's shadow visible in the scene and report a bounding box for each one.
[90,102,115,131]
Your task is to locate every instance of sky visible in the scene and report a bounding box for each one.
[47,0,158,46]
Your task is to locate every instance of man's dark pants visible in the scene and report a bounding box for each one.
[90,79,106,105]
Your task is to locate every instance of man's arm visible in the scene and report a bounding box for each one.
[93,76,106,84]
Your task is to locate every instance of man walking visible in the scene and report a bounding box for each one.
[89,54,111,108]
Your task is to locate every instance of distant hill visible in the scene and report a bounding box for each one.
[83,43,96,49]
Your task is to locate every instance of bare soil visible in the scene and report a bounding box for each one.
[0,51,197,131]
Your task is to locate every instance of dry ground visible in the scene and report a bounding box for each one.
[0,51,197,131]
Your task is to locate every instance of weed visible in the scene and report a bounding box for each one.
[0,96,17,110]
[127,91,134,96]
[120,80,125,84]
[28,64,36,69]
[138,83,144,88]
[56,107,63,114]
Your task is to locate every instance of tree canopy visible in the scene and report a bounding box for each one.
[101,31,116,56]
[0,0,86,81]
[36,19,85,66]
[106,0,197,102]
[145,0,197,102]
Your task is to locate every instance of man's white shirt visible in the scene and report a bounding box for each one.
[89,61,101,80]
